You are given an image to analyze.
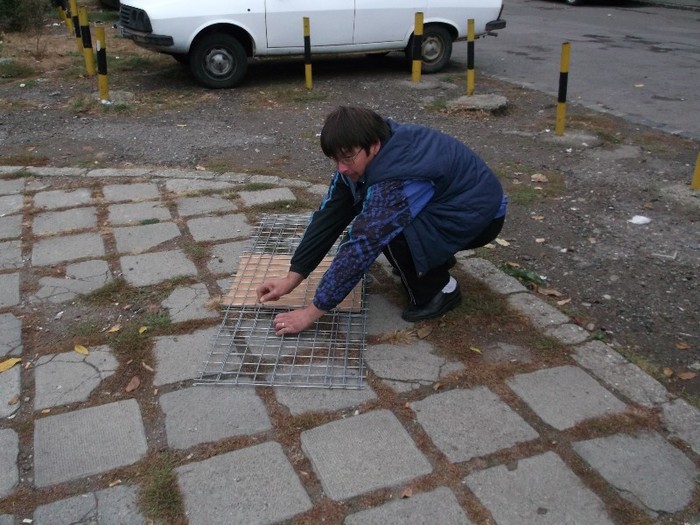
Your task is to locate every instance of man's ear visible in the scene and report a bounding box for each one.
[370,140,381,156]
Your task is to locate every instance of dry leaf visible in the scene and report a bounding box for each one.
[495,238,510,247]
[676,342,690,351]
[74,344,89,355]
[139,326,148,334]
[557,298,572,306]
[416,326,433,339]
[432,382,443,391]
[506,261,521,268]
[537,287,563,297]
[535,238,546,243]
[8,394,19,405]
[0,358,22,373]
[678,371,697,381]
[470,346,482,355]
[530,173,549,183]
[142,362,154,373]
[108,479,122,488]
[531,215,545,221]
[401,488,413,499]
[125,376,141,392]
[106,324,122,333]
[663,368,674,378]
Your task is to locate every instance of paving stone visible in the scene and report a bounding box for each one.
[0,429,18,498]
[165,178,238,193]
[573,340,670,407]
[176,441,312,525]
[0,177,24,195]
[365,341,463,393]
[507,365,627,430]
[544,322,590,345]
[31,233,105,266]
[0,194,24,215]
[365,294,412,336]
[160,385,271,449]
[32,259,113,303]
[300,409,432,500]
[33,485,146,525]
[32,207,97,235]
[662,398,700,455]
[33,188,92,209]
[87,168,150,178]
[161,283,219,322]
[412,387,539,462]
[0,214,22,240]
[206,240,248,275]
[0,365,20,418]
[274,384,377,415]
[187,213,252,241]
[344,486,472,525]
[248,174,281,185]
[507,293,570,330]
[460,257,528,295]
[176,195,238,216]
[0,515,13,525]
[237,187,296,207]
[24,167,86,177]
[0,273,20,308]
[120,249,198,287]
[481,342,533,364]
[465,451,613,525]
[34,399,148,487]
[153,326,219,386]
[573,432,700,513]
[103,182,160,202]
[107,201,172,225]
[0,240,22,269]
[113,221,181,253]
[0,313,22,357]
[34,345,118,410]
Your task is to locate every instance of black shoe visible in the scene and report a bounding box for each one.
[401,283,462,322]
[392,254,457,277]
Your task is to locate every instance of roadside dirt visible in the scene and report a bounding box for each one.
[1,18,699,406]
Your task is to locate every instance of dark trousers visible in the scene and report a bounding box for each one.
[382,216,505,305]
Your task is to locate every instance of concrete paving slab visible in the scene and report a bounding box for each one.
[176,441,312,525]
[0,177,25,195]
[103,182,160,202]
[0,429,18,498]
[187,213,252,242]
[120,249,198,287]
[160,385,271,449]
[365,295,412,336]
[300,409,432,500]
[0,365,20,419]
[365,341,464,393]
[24,167,87,177]
[32,233,105,267]
[507,366,628,430]
[661,398,700,455]
[161,283,218,323]
[0,313,22,357]
[176,195,238,216]
[0,273,20,307]
[33,485,146,525]
[87,168,150,178]
[460,258,527,295]
[0,515,13,525]
[465,451,613,525]
[0,240,22,269]
[0,194,24,215]
[34,346,118,410]
[544,322,590,345]
[32,259,113,303]
[274,384,377,415]
[34,399,148,487]
[206,240,248,275]
[153,326,219,386]
[33,188,92,209]
[411,387,539,462]
[344,486,473,525]
[507,293,570,330]
[107,201,172,225]
[248,174,281,185]
[0,214,22,240]
[573,340,670,407]
[573,432,700,513]
[164,178,238,194]
[481,342,533,364]
[237,187,296,207]
[32,207,97,235]
[113,221,181,253]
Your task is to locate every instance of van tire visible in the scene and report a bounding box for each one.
[189,33,248,89]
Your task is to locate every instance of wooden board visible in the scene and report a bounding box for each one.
[222,253,362,311]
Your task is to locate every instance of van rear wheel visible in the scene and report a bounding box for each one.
[189,33,247,89]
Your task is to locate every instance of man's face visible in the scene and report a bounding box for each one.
[333,141,380,182]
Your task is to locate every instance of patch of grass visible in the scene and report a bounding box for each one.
[70,94,99,114]
[72,320,102,338]
[616,346,661,378]
[110,54,160,72]
[0,59,35,79]
[183,242,207,260]
[507,185,540,206]
[427,97,448,111]
[525,333,568,354]
[251,200,308,213]
[242,182,275,191]
[140,218,160,225]
[0,168,32,179]
[107,322,151,358]
[143,311,171,329]
[501,264,545,286]
[139,453,185,524]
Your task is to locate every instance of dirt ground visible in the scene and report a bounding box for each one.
[1,18,699,405]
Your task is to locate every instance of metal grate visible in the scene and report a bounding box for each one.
[197,213,367,389]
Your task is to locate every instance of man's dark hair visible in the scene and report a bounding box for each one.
[320,106,390,159]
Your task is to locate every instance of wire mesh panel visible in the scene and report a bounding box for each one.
[197,213,367,389]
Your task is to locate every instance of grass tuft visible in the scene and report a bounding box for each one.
[140,453,185,524]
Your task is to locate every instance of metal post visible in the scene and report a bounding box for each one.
[412,12,424,83]
[466,19,475,96]
[692,151,700,190]
[555,42,571,137]
[79,7,96,76]
[303,17,312,90]
[95,25,110,103]
[69,0,83,54]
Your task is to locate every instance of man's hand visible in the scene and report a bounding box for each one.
[256,272,304,303]
[273,305,327,336]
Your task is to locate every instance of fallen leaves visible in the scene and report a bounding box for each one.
[106,324,122,333]
[0,358,21,373]
[530,173,549,183]
[676,342,690,351]
[74,344,89,356]
[125,376,141,392]
[678,371,697,381]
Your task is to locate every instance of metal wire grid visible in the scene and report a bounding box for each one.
[196,213,368,389]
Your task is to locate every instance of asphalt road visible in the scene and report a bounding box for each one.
[451,0,700,140]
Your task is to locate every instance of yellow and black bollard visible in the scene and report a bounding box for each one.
[692,152,700,190]
[466,19,475,96]
[303,17,312,90]
[68,0,83,54]
[95,25,110,102]
[79,7,96,76]
[412,12,424,83]
[57,5,72,35]
[555,42,571,137]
